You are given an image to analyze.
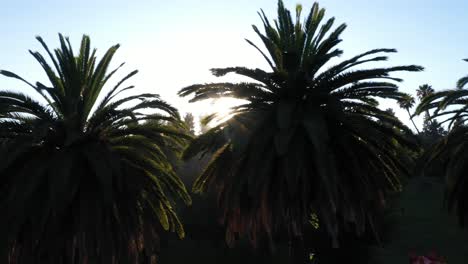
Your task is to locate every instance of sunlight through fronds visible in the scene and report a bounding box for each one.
[179,0,422,248]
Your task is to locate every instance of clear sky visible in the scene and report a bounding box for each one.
[1,0,467,130]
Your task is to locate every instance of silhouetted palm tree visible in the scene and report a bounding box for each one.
[0,34,191,263]
[398,94,420,133]
[179,0,422,251]
[416,84,435,120]
[416,84,435,100]
[416,60,468,226]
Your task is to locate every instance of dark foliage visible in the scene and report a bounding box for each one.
[416,59,468,225]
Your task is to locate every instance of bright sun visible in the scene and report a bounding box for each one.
[205,98,244,124]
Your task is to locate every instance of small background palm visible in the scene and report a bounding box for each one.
[397,94,420,134]
[0,34,191,263]
[416,84,435,121]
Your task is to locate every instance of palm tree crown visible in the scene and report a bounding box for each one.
[398,94,416,109]
[179,0,422,247]
[397,94,420,133]
[416,84,435,121]
[416,84,434,100]
[0,34,191,263]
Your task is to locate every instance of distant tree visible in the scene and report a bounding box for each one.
[398,94,421,133]
[416,84,435,100]
[183,113,196,135]
[179,1,422,262]
[416,84,435,123]
[385,108,396,117]
[421,119,447,139]
[0,34,191,263]
[414,84,446,146]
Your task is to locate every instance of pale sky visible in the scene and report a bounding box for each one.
[1,0,467,130]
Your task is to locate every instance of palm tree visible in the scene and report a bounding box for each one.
[416,84,435,120]
[398,94,420,133]
[416,84,435,100]
[0,34,191,263]
[178,0,422,252]
[416,60,468,226]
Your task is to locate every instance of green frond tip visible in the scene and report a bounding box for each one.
[0,70,24,79]
[403,65,425,72]
[296,4,302,16]
[457,77,468,89]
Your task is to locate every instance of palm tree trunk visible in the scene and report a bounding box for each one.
[424,110,431,127]
[407,108,420,134]
[425,110,431,118]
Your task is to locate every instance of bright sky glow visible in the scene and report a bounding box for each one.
[1,0,467,130]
